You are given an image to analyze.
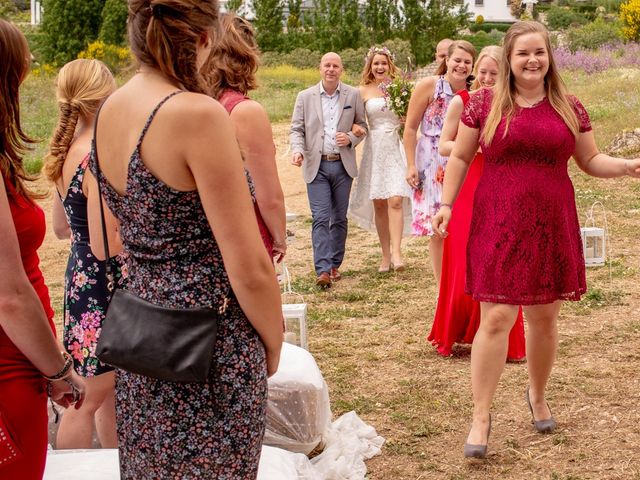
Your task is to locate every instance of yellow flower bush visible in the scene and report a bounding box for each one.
[620,0,640,41]
[78,41,132,73]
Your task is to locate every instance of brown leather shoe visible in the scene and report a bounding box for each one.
[330,268,341,281]
[316,272,332,287]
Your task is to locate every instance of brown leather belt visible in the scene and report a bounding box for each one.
[321,154,341,161]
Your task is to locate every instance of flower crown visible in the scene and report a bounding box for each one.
[365,46,395,63]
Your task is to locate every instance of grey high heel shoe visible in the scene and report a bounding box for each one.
[464,414,491,459]
[525,386,557,433]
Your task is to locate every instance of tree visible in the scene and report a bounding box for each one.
[400,0,470,65]
[99,0,128,45]
[254,0,285,52]
[362,0,401,45]
[41,0,105,65]
[306,0,362,53]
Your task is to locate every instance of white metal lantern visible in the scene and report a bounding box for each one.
[282,303,308,350]
[580,227,605,267]
[280,264,308,350]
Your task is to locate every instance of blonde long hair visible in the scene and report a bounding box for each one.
[482,21,579,145]
[43,59,115,182]
[470,45,502,91]
[360,46,399,86]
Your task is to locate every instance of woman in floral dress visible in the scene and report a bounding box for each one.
[403,40,475,286]
[43,59,125,449]
[85,1,283,478]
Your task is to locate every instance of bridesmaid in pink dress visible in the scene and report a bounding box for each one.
[432,21,640,459]
[428,46,526,362]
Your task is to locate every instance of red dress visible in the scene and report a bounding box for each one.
[219,88,274,257]
[0,178,55,479]
[462,88,591,304]
[428,91,526,360]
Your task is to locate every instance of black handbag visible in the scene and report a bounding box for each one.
[92,106,222,383]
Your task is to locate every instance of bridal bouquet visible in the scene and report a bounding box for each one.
[379,73,413,137]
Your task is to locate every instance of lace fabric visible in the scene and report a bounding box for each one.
[349,97,412,234]
[460,88,590,305]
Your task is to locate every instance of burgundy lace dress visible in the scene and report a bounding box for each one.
[461,88,592,305]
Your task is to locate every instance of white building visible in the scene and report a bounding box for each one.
[463,0,517,23]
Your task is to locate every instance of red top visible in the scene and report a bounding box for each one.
[218,88,274,257]
[1,178,55,377]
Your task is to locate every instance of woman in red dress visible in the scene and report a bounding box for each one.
[432,21,640,459]
[428,46,526,362]
[205,13,287,263]
[0,19,86,479]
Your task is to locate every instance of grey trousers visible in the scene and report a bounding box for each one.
[306,160,353,275]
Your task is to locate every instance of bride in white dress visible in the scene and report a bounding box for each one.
[349,46,412,272]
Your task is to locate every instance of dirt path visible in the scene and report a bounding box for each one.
[37,121,640,479]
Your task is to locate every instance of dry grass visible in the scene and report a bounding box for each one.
[33,70,640,480]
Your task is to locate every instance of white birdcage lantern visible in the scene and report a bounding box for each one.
[580,227,605,267]
[280,264,308,350]
[580,202,607,267]
[282,303,308,350]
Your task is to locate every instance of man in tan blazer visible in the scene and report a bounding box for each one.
[290,52,367,287]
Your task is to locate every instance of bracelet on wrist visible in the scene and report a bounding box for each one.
[43,351,73,381]
[440,203,453,211]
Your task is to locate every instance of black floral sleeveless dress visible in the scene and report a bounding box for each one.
[60,155,127,376]
[90,91,268,479]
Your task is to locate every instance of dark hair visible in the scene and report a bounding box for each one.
[205,13,259,98]
[0,19,40,200]
[128,0,219,94]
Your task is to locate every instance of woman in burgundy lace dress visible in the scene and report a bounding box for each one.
[432,21,640,459]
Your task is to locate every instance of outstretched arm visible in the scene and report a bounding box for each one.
[573,130,640,178]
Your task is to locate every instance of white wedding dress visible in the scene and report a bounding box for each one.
[349,97,412,233]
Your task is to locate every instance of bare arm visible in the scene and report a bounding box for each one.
[573,130,640,178]
[438,95,465,157]
[403,77,436,185]
[231,100,287,261]
[185,98,283,375]
[52,186,71,240]
[85,169,124,261]
[431,123,480,237]
[0,176,70,377]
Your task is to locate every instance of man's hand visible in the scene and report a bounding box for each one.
[336,132,351,147]
[291,152,303,167]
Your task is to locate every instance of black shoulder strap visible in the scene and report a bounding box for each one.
[91,99,115,292]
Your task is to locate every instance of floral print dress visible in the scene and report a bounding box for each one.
[61,155,127,376]
[90,91,268,479]
[411,75,455,236]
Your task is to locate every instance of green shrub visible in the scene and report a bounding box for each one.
[0,0,18,18]
[469,22,513,33]
[620,0,640,41]
[99,0,128,45]
[78,40,132,73]
[340,47,368,75]
[381,38,415,72]
[41,0,104,65]
[566,17,623,51]
[546,6,588,30]
[460,30,504,53]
